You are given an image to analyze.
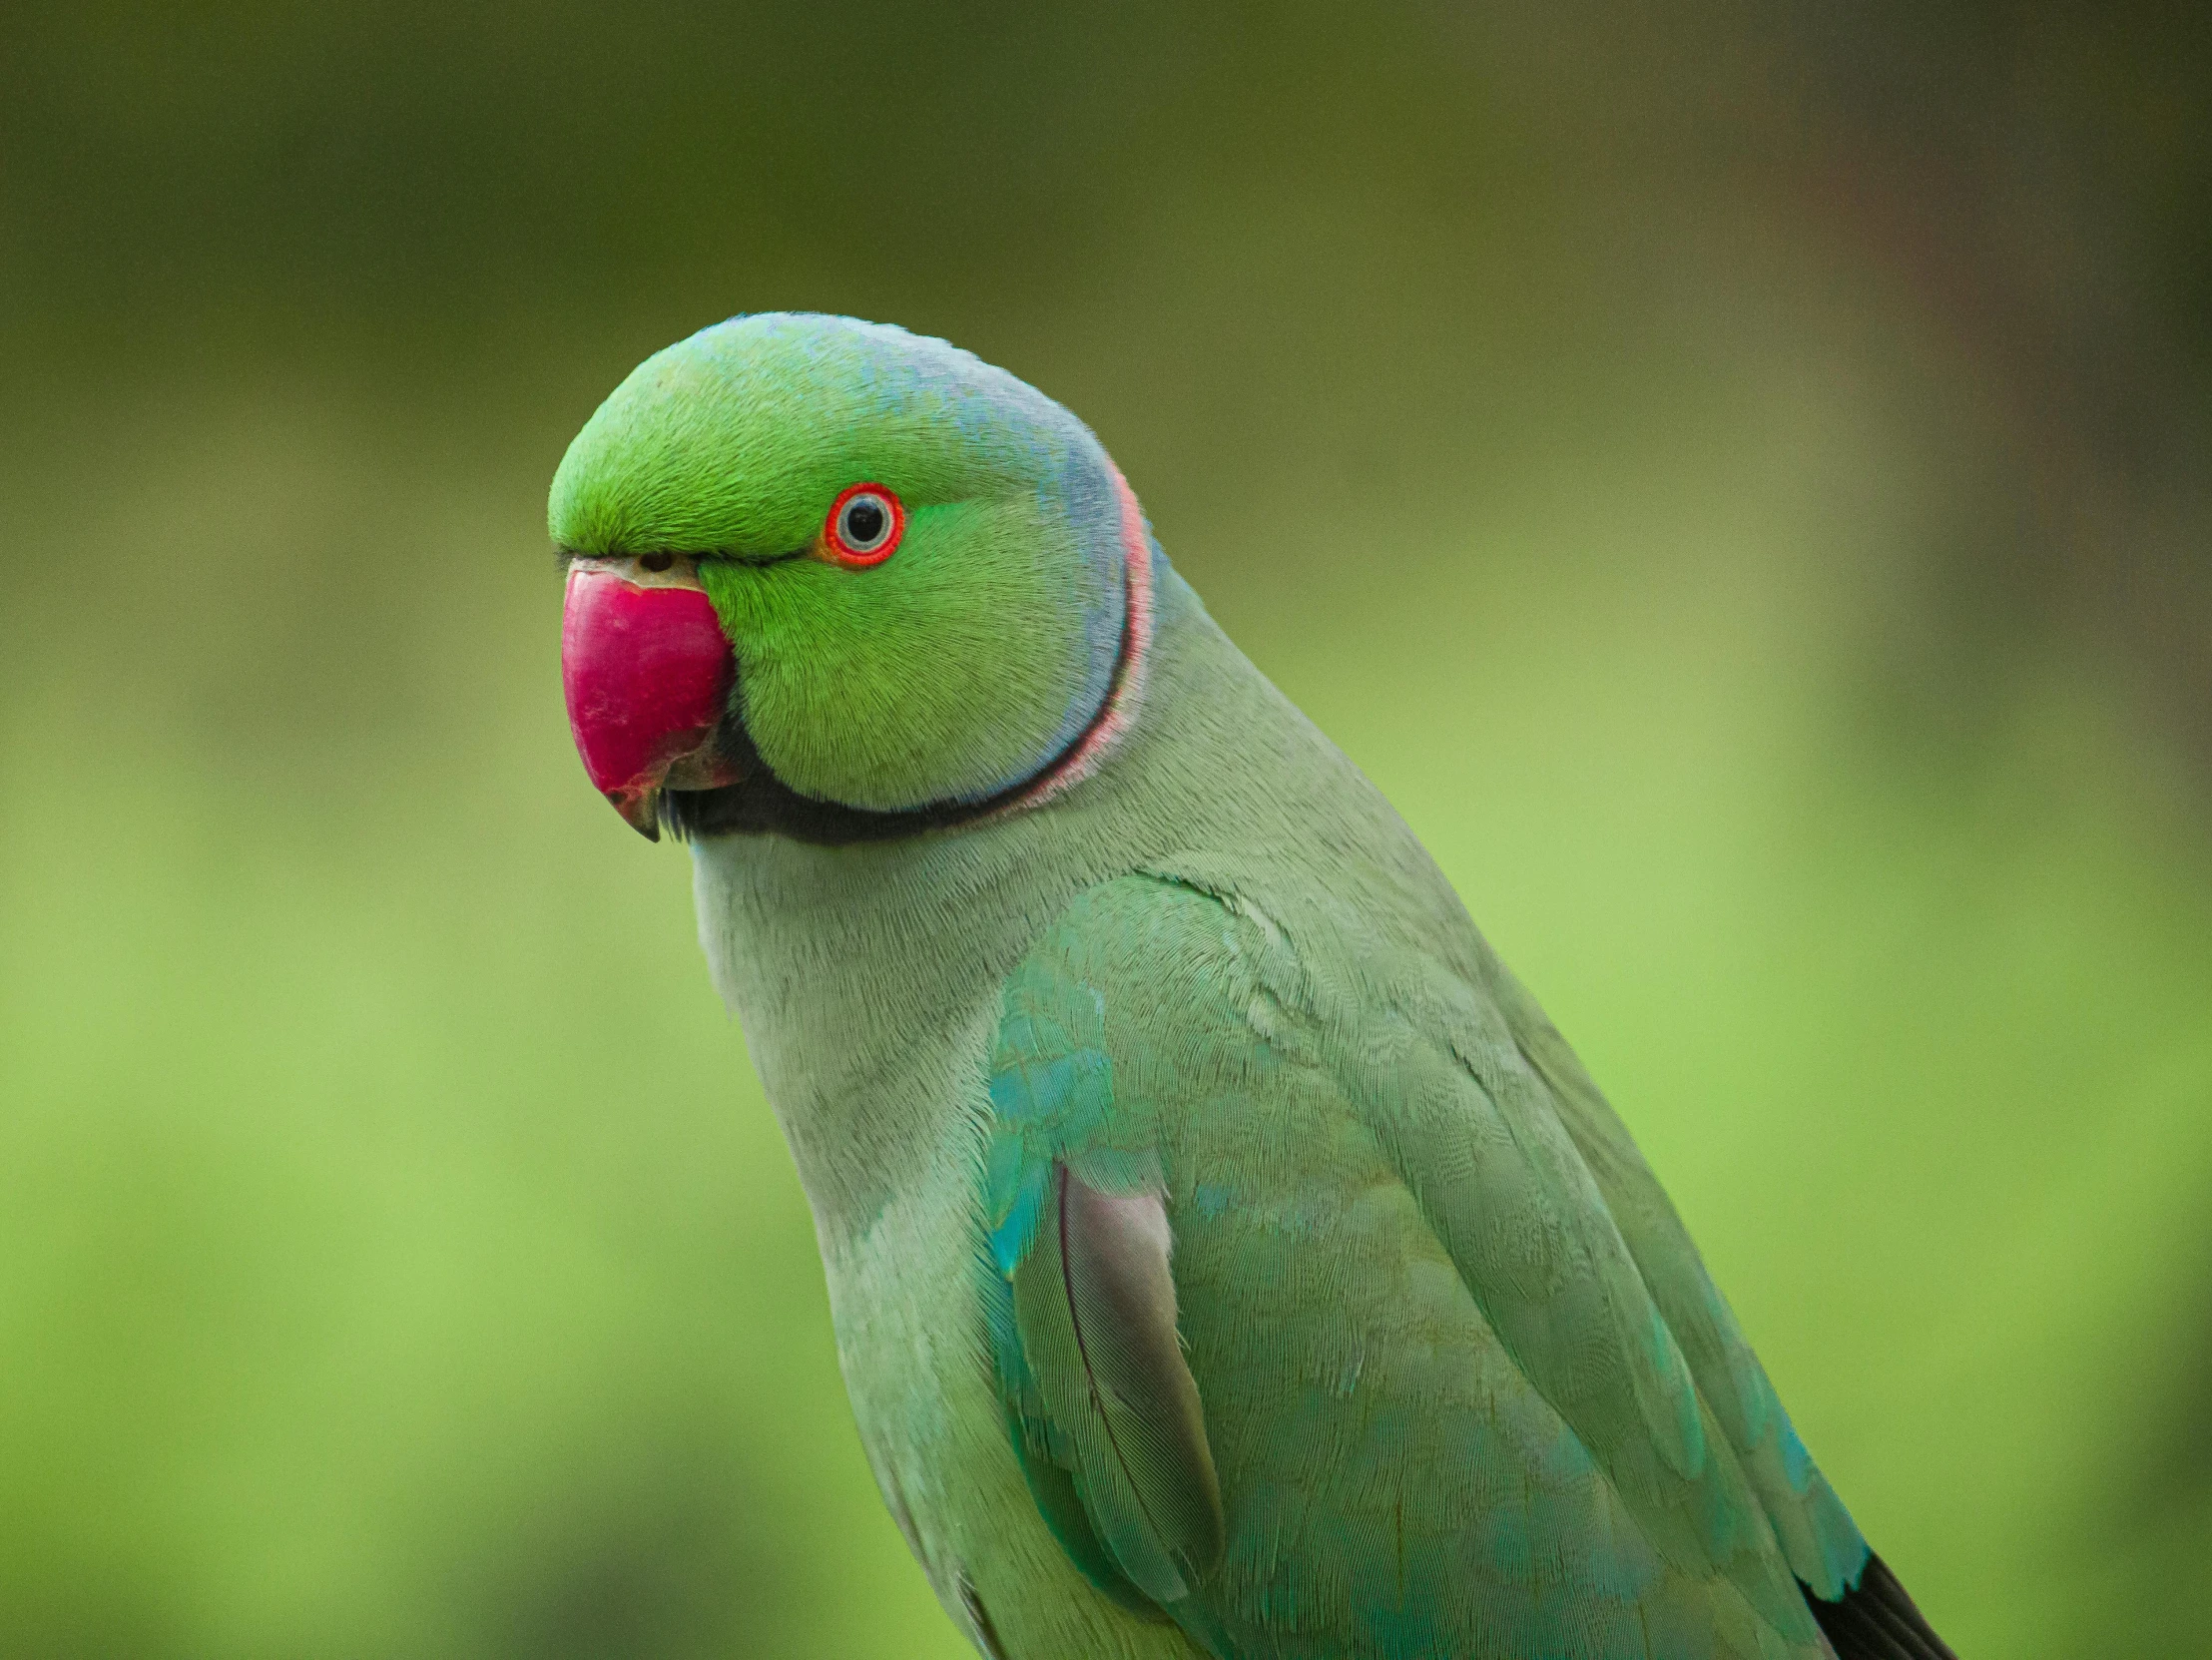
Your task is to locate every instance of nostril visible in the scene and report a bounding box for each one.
[640,552,675,574]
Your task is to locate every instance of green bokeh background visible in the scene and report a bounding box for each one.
[4,5,2208,1655]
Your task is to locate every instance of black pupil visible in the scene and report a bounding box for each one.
[843,498,886,546]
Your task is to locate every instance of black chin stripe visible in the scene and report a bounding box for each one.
[657,703,1031,846]
[664,573,1141,846]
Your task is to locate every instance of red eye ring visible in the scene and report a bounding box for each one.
[824,482,905,568]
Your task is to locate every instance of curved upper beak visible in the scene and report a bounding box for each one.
[561,556,741,839]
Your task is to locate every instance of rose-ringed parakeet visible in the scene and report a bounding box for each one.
[552,313,1955,1660]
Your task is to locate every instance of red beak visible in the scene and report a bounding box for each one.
[561,559,740,839]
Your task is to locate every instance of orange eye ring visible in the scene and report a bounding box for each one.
[824,482,904,567]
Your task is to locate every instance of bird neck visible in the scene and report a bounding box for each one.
[687,565,1383,1248]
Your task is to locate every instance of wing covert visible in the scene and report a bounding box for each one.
[982,883,1226,1632]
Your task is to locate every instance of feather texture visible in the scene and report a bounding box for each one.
[1010,1172,1223,1604]
[579,314,1970,1659]
[1804,1554,1958,1660]
[974,874,1877,1657]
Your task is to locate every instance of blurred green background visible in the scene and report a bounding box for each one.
[3,4,2208,1655]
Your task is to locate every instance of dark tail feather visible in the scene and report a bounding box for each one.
[1802,1552,1958,1660]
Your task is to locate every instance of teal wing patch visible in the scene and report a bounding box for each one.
[983,885,1226,1629]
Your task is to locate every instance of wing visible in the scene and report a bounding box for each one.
[1504,982,1955,1656]
[981,872,1900,1659]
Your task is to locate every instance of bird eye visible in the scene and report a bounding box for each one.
[825,483,904,567]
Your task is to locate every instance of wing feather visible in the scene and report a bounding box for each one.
[977,871,1936,1658]
[1010,1170,1224,1604]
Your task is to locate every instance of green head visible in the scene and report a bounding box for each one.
[552,314,1146,838]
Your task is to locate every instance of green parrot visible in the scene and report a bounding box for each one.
[551,313,1955,1660]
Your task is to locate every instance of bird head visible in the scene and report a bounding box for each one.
[551,313,1149,841]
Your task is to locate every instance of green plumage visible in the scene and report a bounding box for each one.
[556,314,1951,1659]
[975,875,1849,1657]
